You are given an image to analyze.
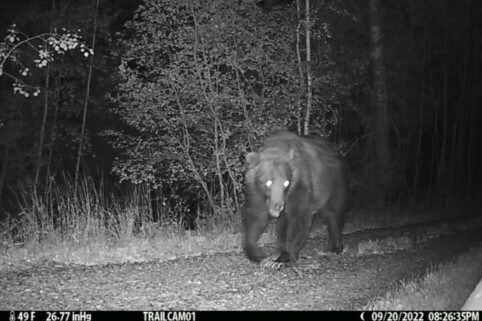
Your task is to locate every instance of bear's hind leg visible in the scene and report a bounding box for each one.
[324,210,344,254]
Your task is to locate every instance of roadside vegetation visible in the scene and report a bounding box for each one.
[1,175,480,270]
[355,215,482,255]
[365,243,482,310]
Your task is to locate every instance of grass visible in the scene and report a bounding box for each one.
[343,203,476,234]
[0,176,247,270]
[0,177,480,271]
[355,216,482,256]
[365,243,482,310]
[356,236,413,255]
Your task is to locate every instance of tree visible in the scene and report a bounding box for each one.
[74,0,101,192]
[302,0,313,136]
[110,0,300,219]
[368,0,391,204]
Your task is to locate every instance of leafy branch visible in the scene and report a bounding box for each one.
[0,24,94,97]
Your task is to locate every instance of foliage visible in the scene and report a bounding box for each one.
[0,0,127,211]
[110,0,306,217]
[1,0,480,225]
[0,24,93,97]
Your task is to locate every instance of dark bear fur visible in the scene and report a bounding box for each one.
[243,131,346,266]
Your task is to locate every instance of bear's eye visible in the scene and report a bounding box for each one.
[266,180,272,187]
[283,180,290,188]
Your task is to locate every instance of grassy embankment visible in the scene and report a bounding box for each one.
[365,242,482,310]
[0,177,480,271]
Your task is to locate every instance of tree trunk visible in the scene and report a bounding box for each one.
[428,75,439,199]
[189,4,224,214]
[45,72,62,187]
[74,0,100,191]
[174,91,217,214]
[437,30,449,197]
[220,130,240,213]
[449,0,469,201]
[368,0,391,204]
[413,56,426,201]
[213,119,226,207]
[296,0,304,135]
[34,0,57,191]
[0,146,9,205]
[303,0,312,136]
[466,30,478,198]
[234,67,254,149]
[34,65,50,190]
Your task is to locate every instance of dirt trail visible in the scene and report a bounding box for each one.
[1,220,481,310]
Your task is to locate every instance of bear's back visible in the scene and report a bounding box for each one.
[261,131,338,161]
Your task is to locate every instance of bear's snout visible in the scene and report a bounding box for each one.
[268,201,284,217]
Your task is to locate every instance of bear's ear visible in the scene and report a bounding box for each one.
[246,152,260,167]
[288,148,295,160]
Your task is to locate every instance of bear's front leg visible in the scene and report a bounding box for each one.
[243,207,270,263]
[284,211,313,265]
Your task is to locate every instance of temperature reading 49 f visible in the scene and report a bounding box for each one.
[15,312,36,321]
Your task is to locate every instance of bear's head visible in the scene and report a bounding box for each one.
[245,147,296,218]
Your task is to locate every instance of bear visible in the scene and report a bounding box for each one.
[242,131,346,268]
